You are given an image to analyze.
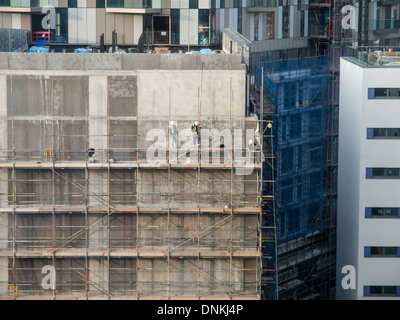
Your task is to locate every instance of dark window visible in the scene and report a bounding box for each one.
[369,207,398,218]
[369,128,400,138]
[369,168,399,178]
[369,87,400,99]
[370,286,397,296]
[153,15,170,45]
[0,0,10,6]
[370,246,398,257]
[388,88,400,97]
[375,88,387,97]
[68,0,77,7]
[171,9,180,45]
[189,0,198,8]
[96,0,105,8]
[198,9,210,45]
[143,0,152,8]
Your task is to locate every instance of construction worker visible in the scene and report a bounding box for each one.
[191,121,201,147]
[88,148,95,163]
[169,121,178,149]
[248,139,257,164]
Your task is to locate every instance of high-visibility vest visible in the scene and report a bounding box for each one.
[192,124,200,133]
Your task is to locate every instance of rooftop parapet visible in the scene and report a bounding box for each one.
[346,46,400,67]
[0,52,244,71]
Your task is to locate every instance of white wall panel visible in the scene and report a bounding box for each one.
[68,8,78,44]
[180,8,189,45]
[11,13,21,30]
[133,15,143,45]
[77,8,87,44]
[171,0,180,8]
[87,8,96,43]
[189,9,198,44]
[199,0,210,9]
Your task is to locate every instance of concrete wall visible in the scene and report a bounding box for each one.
[0,53,259,299]
[0,52,244,70]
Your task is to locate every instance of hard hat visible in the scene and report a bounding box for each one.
[170,121,173,125]
[249,139,253,144]
[194,121,198,126]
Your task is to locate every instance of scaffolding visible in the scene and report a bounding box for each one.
[0,62,264,300]
[307,0,356,299]
[255,56,331,300]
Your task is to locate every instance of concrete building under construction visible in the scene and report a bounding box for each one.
[0,52,266,300]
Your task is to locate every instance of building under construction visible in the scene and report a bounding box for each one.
[256,56,332,300]
[0,52,267,300]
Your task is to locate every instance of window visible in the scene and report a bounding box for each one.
[96,0,105,8]
[282,6,290,39]
[300,10,305,37]
[68,0,77,7]
[266,12,274,40]
[364,286,400,297]
[368,246,399,257]
[189,0,198,9]
[153,15,170,45]
[366,168,400,179]
[198,9,210,45]
[248,0,277,7]
[367,128,400,139]
[254,13,259,41]
[171,9,180,45]
[237,4,242,34]
[366,207,399,218]
[143,0,152,8]
[368,88,400,99]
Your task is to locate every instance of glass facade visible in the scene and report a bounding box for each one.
[30,8,68,43]
[171,9,179,45]
[0,0,279,8]
[106,0,153,8]
[198,9,210,45]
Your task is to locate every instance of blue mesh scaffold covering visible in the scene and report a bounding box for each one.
[0,28,30,52]
[257,56,329,245]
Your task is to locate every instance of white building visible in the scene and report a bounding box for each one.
[337,51,400,300]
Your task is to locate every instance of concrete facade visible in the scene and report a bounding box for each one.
[0,52,262,299]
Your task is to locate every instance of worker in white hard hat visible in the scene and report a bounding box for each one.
[248,139,257,164]
[191,121,201,147]
[169,121,178,150]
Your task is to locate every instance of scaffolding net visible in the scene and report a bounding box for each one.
[256,56,330,299]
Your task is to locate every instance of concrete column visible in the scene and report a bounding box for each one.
[88,258,110,298]
[88,75,108,161]
[0,75,7,161]
[88,75,109,296]
[0,75,8,298]
[0,258,8,297]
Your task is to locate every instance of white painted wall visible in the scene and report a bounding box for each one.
[68,8,78,44]
[337,58,363,300]
[358,66,400,300]
[77,8,87,44]
[180,9,198,45]
[338,58,400,300]
[133,15,143,45]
